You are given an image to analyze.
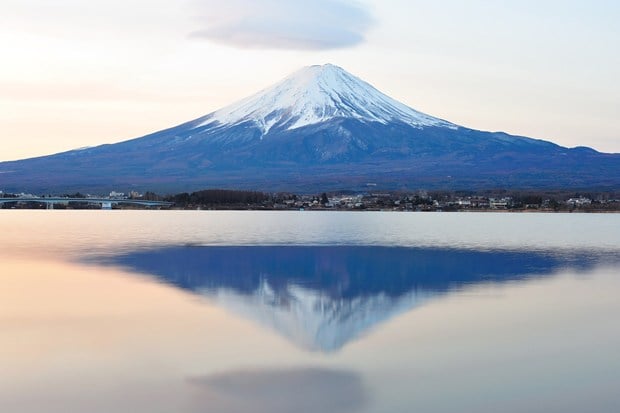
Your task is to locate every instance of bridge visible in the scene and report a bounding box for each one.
[0,197,173,209]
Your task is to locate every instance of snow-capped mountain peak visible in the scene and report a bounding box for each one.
[196,63,455,134]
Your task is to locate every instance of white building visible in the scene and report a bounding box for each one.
[567,197,592,206]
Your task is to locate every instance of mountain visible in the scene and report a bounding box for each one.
[199,63,455,133]
[94,245,603,352]
[1,64,618,193]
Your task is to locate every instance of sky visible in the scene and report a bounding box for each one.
[1,0,619,161]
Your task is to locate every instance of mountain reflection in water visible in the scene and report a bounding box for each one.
[97,246,601,352]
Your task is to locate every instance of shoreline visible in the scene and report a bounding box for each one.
[2,207,618,213]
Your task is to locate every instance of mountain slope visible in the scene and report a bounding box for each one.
[0,64,618,193]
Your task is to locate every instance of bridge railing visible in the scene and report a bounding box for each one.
[0,197,173,209]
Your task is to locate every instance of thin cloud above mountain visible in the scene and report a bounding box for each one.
[189,0,374,50]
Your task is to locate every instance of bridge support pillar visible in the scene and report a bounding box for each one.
[47,202,54,210]
[101,202,113,210]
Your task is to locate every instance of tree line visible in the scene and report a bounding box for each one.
[163,189,270,207]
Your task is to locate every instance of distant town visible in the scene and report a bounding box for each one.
[1,188,619,212]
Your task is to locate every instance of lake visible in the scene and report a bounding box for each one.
[1,210,619,413]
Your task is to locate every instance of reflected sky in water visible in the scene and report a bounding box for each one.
[1,211,619,413]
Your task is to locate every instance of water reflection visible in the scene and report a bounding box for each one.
[188,367,365,413]
[97,246,605,352]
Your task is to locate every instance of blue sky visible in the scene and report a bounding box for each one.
[1,0,619,160]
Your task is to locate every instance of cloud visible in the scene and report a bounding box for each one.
[190,0,374,50]
[187,367,367,413]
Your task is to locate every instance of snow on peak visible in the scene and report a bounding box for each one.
[197,64,455,134]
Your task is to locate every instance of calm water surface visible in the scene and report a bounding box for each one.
[1,211,619,413]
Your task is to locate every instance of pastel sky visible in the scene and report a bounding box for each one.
[1,0,619,161]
